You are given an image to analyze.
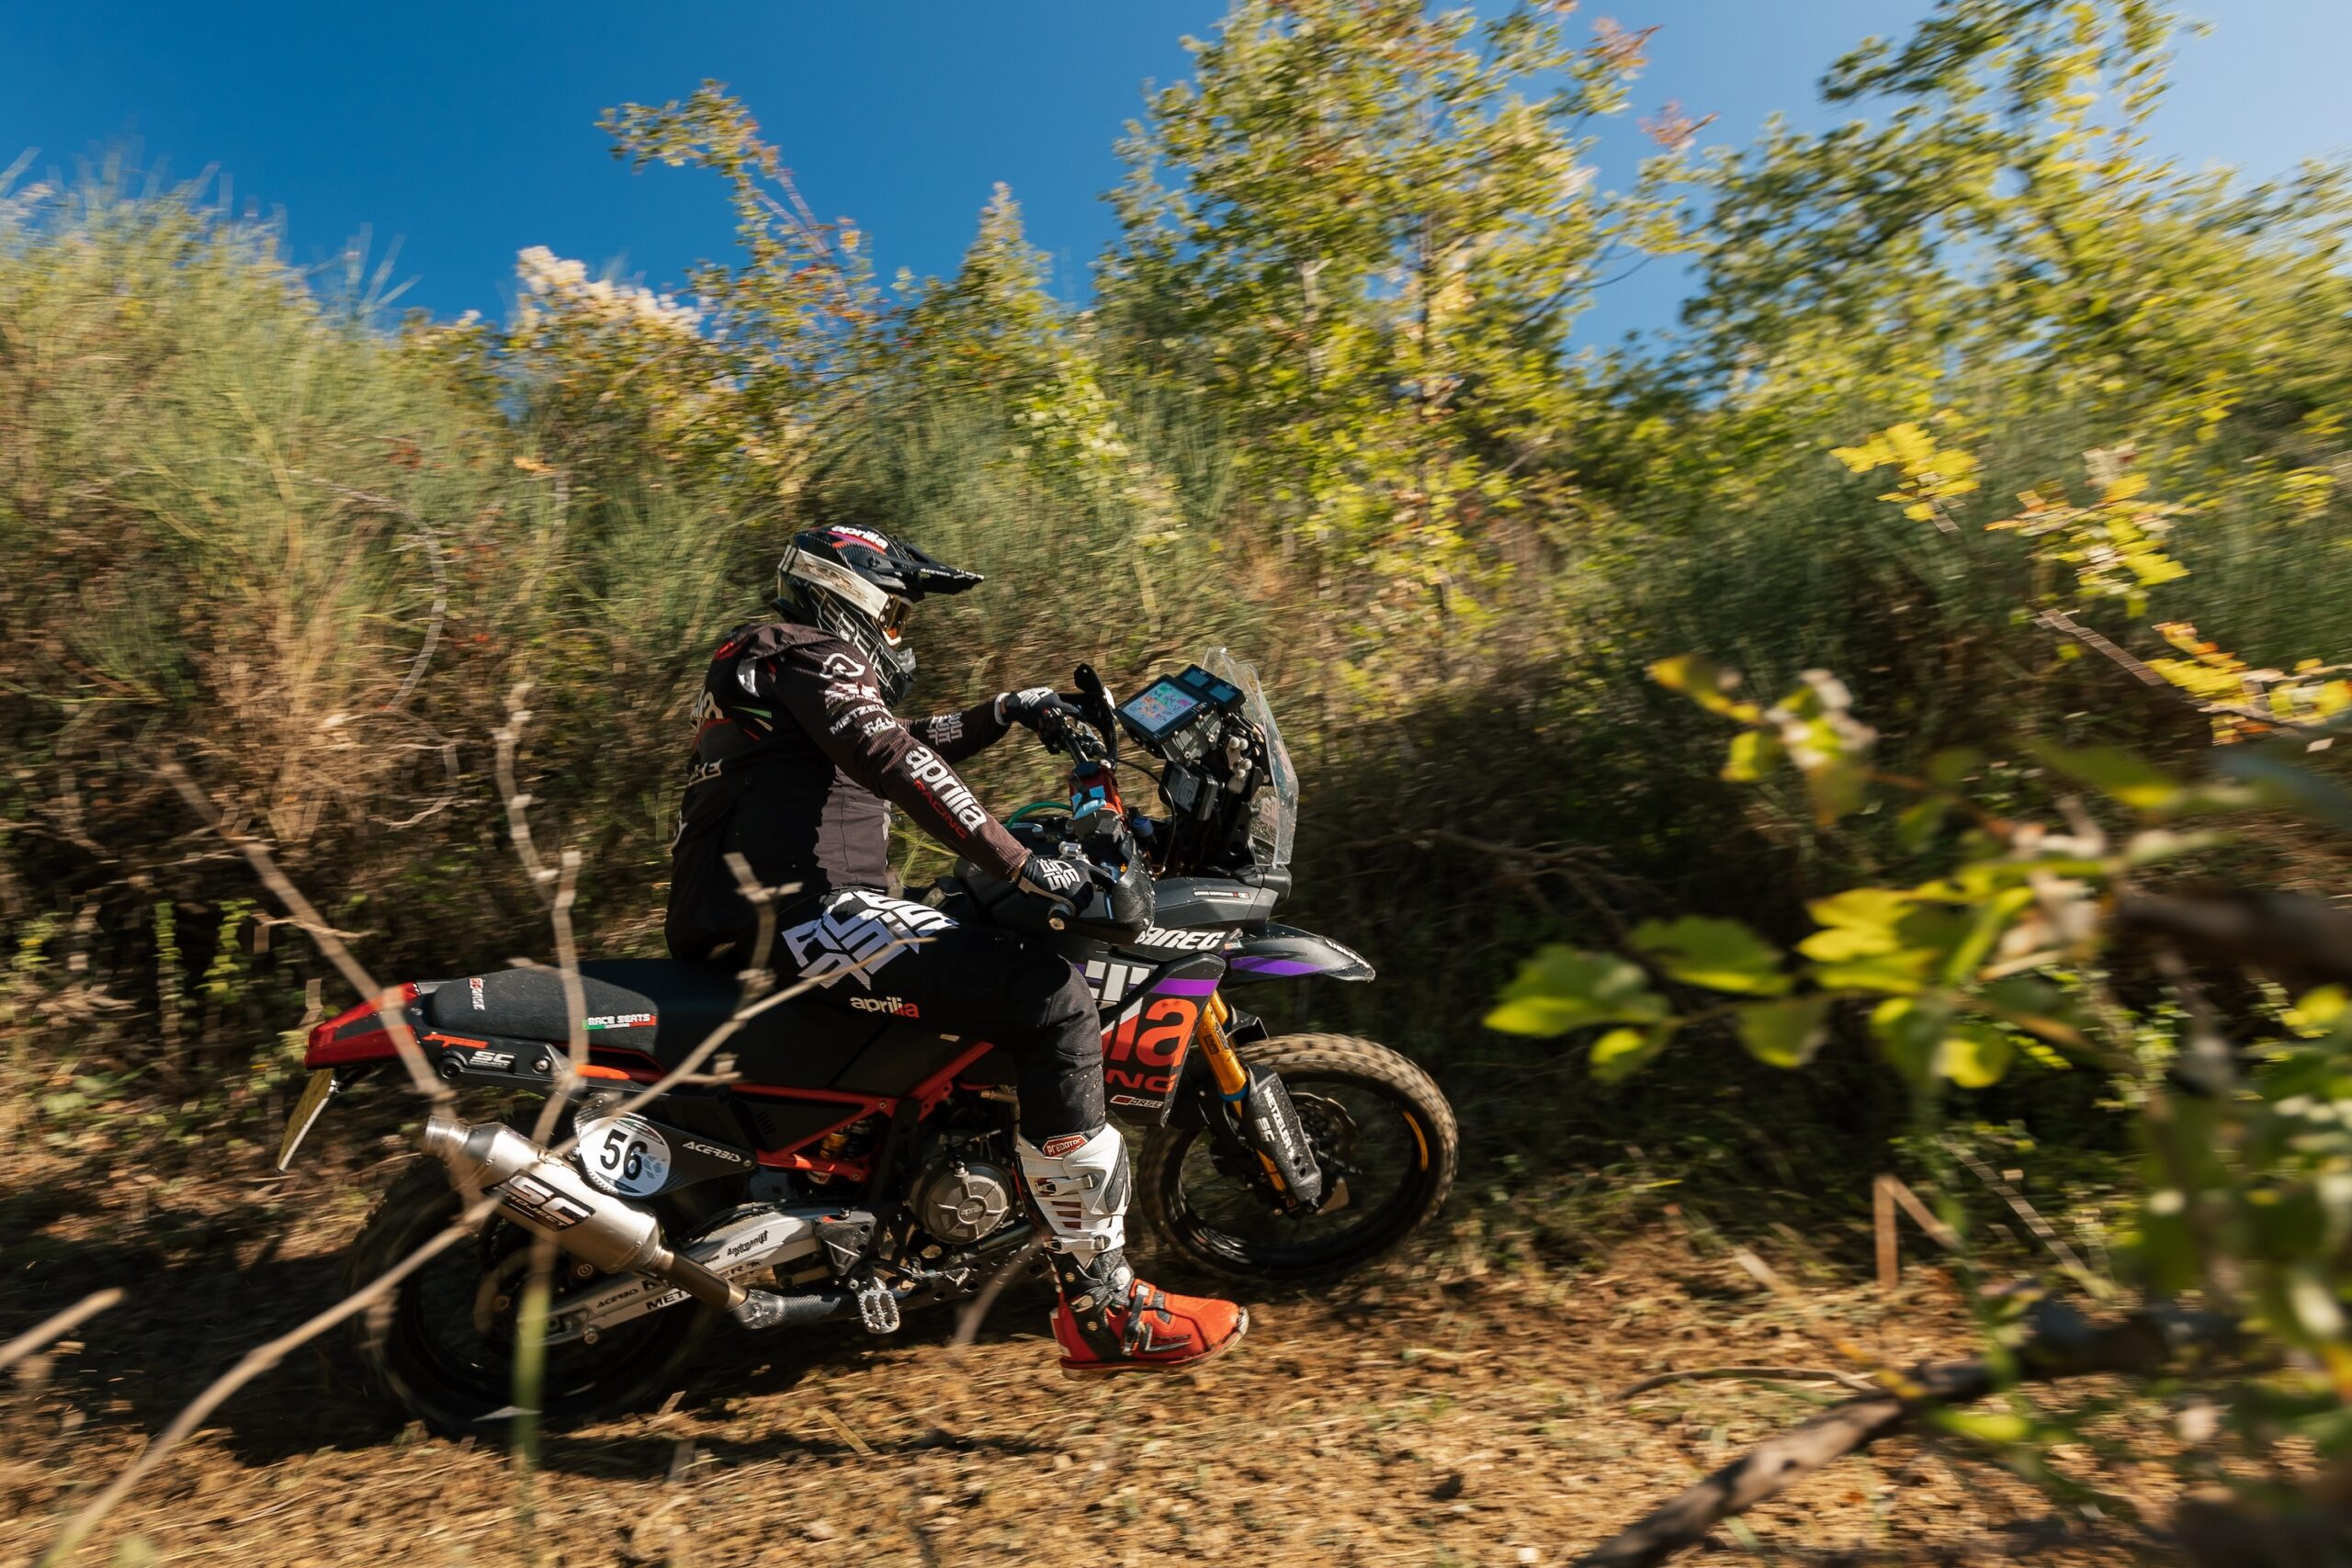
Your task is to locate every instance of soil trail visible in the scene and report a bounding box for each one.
[1,1161,2172,1567]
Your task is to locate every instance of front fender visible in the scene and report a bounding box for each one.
[1223,923,1375,987]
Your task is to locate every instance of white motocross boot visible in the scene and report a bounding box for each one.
[1015,1126,1249,1377]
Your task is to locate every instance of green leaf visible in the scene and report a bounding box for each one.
[2287,987,2349,1040]
[1630,916,1792,996]
[1927,747,1984,788]
[1935,1409,2035,1447]
[1973,976,2087,1056]
[1736,995,1834,1068]
[1723,728,1781,783]
[1649,654,1758,721]
[1896,796,1949,852]
[1812,953,1934,994]
[2027,741,2184,811]
[1871,996,1949,1086]
[1484,946,1668,1038]
[1941,1020,2014,1088]
[1870,998,2013,1087]
[1590,1022,1675,1085]
[1801,753,1870,826]
[1808,886,1915,932]
[2120,828,2231,867]
[1939,886,2034,985]
[1797,887,1914,960]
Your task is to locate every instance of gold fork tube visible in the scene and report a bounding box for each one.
[1196,993,1250,1098]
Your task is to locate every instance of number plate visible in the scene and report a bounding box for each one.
[575,1114,673,1198]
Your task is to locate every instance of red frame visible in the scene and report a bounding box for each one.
[305,992,1007,1185]
[514,1038,1005,1184]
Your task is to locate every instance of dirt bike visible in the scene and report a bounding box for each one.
[279,649,1458,1434]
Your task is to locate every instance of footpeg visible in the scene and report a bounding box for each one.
[854,1277,902,1335]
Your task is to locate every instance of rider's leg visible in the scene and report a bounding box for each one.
[765,888,1245,1374]
[1003,961,1247,1377]
[1013,1122,1248,1377]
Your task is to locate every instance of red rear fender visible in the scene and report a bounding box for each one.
[303,984,420,1068]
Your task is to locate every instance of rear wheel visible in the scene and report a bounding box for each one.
[1136,1033,1457,1284]
[340,1158,718,1438]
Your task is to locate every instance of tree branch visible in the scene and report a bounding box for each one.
[0,1289,123,1375]
[1612,1364,1877,1400]
[1574,1302,2242,1568]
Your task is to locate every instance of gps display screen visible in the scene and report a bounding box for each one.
[1120,679,1204,739]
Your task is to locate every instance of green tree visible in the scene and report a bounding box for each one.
[1666,0,2352,476]
[1101,0,1670,641]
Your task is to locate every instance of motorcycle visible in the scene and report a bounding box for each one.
[280,648,1458,1433]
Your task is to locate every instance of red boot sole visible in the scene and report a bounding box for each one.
[1056,1307,1250,1381]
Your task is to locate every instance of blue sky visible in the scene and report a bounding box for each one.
[5,2,2347,344]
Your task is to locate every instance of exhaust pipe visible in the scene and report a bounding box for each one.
[423,1116,745,1312]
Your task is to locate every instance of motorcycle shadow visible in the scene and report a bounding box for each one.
[526,1274,1068,1478]
[5,1169,1277,1478]
[0,1175,379,1468]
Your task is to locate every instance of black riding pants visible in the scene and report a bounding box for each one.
[684,887,1103,1142]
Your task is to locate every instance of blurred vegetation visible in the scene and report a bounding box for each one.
[3,0,2347,1229]
[1491,434,2352,1541]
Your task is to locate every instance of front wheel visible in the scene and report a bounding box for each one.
[1136,1033,1458,1284]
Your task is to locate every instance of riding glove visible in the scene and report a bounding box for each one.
[996,688,1066,731]
[1016,853,1092,901]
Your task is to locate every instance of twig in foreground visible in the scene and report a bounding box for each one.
[952,1234,1047,1350]
[1612,1365,1878,1401]
[158,760,447,1106]
[0,1289,125,1375]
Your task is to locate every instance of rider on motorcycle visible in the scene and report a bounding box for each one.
[664,524,1248,1377]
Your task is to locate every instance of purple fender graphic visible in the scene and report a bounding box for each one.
[1223,924,1376,986]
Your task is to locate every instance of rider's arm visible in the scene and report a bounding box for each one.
[761,641,1030,882]
[904,697,1010,765]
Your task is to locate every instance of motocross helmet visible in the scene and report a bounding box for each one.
[772,525,984,705]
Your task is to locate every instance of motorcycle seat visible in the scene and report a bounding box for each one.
[425,959,740,1056]
[423,960,980,1096]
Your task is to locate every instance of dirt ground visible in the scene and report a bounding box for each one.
[3,1147,2189,1568]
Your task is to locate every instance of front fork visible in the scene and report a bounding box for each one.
[1193,996,1326,1212]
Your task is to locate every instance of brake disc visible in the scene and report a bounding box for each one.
[1290,1090,1360,1173]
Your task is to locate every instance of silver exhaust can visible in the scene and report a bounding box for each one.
[422,1116,744,1310]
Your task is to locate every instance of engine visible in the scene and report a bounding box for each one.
[908,1134,1018,1247]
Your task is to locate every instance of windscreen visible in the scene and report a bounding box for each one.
[1200,647,1297,871]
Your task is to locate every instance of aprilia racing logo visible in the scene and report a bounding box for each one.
[849,994,922,1019]
[902,745,989,835]
[824,525,892,554]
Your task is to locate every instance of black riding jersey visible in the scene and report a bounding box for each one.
[665,619,1029,958]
